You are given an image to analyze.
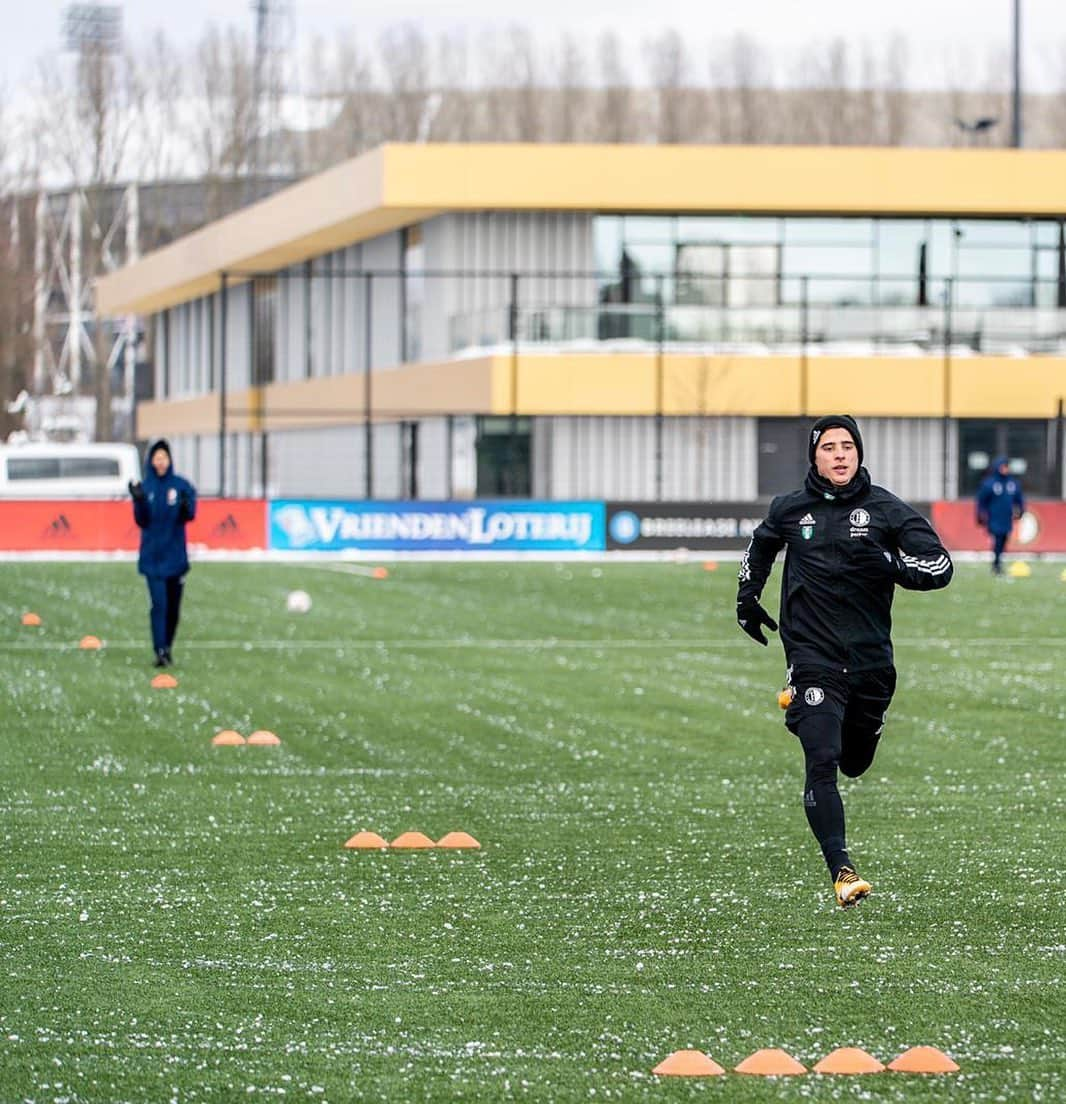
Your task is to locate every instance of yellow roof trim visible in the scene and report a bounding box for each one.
[98,143,1066,316]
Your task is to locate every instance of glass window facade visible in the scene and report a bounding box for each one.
[593,214,1066,348]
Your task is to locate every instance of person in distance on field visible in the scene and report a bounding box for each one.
[736,414,953,909]
[975,456,1024,576]
[128,439,197,667]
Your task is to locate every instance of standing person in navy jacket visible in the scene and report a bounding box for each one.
[975,457,1024,575]
[129,439,197,667]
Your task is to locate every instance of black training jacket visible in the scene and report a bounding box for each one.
[738,467,953,672]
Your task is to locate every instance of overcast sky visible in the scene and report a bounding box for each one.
[1,0,1063,95]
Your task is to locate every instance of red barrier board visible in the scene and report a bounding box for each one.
[0,500,266,552]
[932,500,1066,553]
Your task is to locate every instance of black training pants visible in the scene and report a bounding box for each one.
[784,664,897,880]
[146,574,185,654]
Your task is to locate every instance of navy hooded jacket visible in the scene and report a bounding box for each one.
[976,458,1024,536]
[133,439,197,577]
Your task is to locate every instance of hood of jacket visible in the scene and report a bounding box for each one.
[144,438,174,482]
[805,464,871,502]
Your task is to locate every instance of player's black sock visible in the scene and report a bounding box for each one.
[798,714,851,878]
[804,781,851,878]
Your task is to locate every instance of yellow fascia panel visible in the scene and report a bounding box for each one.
[663,355,801,415]
[136,394,220,439]
[491,352,803,416]
[950,357,1066,417]
[382,144,1066,217]
[807,357,946,417]
[99,148,406,316]
[494,353,658,415]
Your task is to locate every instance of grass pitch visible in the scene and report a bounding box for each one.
[1,559,1064,1101]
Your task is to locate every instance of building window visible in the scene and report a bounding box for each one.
[593,214,1064,324]
[252,276,277,386]
[958,419,1052,496]
[476,416,531,496]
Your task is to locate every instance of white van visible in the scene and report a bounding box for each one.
[0,442,142,498]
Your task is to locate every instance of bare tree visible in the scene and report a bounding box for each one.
[379,24,433,143]
[29,36,143,439]
[478,26,545,142]
[783,38,854,145]
[879,34,910,146]
[552,32,589,143]
[710,33,772,143]
[508,25,545,141]
[597,31,634,143]
[189,25,257,184]
[432,30,472,141]
[130,31,185,181]
[32,46,139,186]
[304,31,380,167]
[0,95,24,436]
[645,29,691,144]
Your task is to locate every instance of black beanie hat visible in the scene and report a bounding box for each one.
[808,414,863,465]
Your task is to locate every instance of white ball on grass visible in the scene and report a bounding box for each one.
[286,589,312,614]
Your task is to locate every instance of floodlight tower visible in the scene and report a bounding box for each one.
[251,0,289,182]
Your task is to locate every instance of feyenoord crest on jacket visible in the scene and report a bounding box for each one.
[738,465,952,672]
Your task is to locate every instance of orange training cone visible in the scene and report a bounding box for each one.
[372,566,389,579]
[79,635,102,650]
[344,831,389,849]
[887,1047,959,1073]
[247,730,281,746]
[21,612,42,626]
[652,1050,725,1076]
[735,1049,808,1076]
[702,561,718,572]
[436,831,481,849]
[814,1048,885,1074]
[391,831,436,849]
[151,673,178,689]
[212,730,245,746]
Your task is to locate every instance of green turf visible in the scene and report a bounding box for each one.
[1,559,1064,1101]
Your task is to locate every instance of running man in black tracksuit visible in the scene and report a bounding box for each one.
[736,414,953,908]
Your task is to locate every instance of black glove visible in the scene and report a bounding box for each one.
[177,489,193,520]
[128,480,146,501]
[736,595,778,646]
[847,537,901,580]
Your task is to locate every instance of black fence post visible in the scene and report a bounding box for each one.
[1057,397,1065,499]
[800,275,810,417]
[364,272,373,499]
[509,272,519,494]
[942,278,954,500]
[219,272,227,498]
[655,274,665,502]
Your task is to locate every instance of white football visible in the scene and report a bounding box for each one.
[286,589,312,614]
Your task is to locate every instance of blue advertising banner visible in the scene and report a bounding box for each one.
[270,499,606,553]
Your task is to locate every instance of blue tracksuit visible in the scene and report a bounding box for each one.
[976,460,1024,537]
[132,441,197,654]
[975,458,1024,571]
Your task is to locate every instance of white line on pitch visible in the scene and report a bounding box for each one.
[0,637,1061,652]
[310,563,383,578]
